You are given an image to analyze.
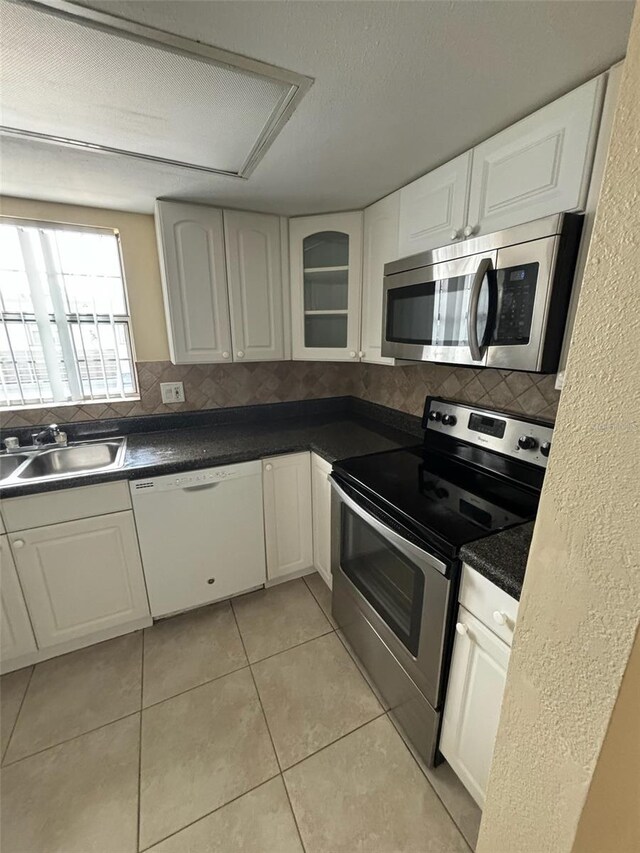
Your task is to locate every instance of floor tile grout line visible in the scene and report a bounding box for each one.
[229,601,307,852]
[385,711,475,853]
[1,664,35,766]
[244,653,308,852]
[281,709,388,774]
[280,771,308,853]
[137,629,145,853]
[141,661,251,712]
[230,602,283,772]
[136,773,282,853]
[302,573,335,622]
[249,626,336,667]
[1,707,142,769]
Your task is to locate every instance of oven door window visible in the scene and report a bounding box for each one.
[386,275,491,347]
[340,504,425,656]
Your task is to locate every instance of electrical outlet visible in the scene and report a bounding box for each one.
[160,382,185,404]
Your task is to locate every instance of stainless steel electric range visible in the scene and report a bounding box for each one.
[330,396,553,766]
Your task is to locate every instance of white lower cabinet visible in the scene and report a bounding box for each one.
[262,453,314,582]
[440,604,511,808]
[10,511,150,648]
[311,453,332,588]
[0,534,37,666]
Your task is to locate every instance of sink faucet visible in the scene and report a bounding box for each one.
[32,424,67,448]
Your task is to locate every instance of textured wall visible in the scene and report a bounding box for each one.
[572,629,640,852]
[477,8,640,852]
[1,360,559,428]
[0,196,170,362]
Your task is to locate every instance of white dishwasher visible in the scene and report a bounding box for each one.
[131,461,266,617]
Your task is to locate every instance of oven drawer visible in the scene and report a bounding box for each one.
[460,564,519,647]
[333,569,441,767]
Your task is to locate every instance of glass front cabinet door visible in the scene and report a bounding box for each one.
[290,212,363,360]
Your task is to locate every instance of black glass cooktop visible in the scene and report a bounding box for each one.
[333,445,540,558]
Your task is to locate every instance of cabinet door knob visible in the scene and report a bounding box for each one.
[450,229,461,240]
[455,622,468,635]
[265,463,273,471]
[237,351,245,358]
[492,610,508,626]
[463,224,478,238]
[349,351,357,358]
[13,539,25,549]
[222,351,230,359]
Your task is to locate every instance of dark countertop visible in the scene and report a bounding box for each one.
[0,395,534,599]
[459,521,534,601]
[0,412,420,498]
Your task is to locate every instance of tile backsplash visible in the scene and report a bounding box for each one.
[359,362,560,421]
[1,360,560,429]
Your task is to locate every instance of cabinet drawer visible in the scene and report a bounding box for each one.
[460,564,519,647]
[2,481,131,532]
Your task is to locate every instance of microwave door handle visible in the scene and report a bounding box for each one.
[330,478,447,576]
[468,257,493,362]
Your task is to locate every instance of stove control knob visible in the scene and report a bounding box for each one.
[441,414,457,426]
[540,441,551,457]
[518,435,538,450]
[428,411,442,422]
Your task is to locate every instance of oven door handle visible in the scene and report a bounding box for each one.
[330,478,447,576]
[468,256,493,362]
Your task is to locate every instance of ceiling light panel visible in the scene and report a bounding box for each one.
[0,0,313,177]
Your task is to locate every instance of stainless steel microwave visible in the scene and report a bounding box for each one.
[381,213,583,372]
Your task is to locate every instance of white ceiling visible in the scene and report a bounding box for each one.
[0,0,634,216]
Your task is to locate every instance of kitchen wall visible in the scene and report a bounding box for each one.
[0,195,560,429]
[571,629,640,853]
[477,3,640,849]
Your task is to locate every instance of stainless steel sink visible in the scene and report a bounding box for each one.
[18,440,125,479]
[0,437,127,486]
[0,454,30,480]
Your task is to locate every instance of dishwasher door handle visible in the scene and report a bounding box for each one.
[181,482,221,492]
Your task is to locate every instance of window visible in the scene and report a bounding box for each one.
[0,219,138,408]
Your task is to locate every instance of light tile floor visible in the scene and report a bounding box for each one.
[0,574,480,853]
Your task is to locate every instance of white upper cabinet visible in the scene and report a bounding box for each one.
[290,212,363,361]
[1,534,37,667]
[467,77,605,237]
[396,75,605,260]
[398,152,472,257]
[223,211,285,362]
[361,192,400,364]
[156,201,232,364]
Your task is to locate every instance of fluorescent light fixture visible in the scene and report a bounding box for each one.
[0,0,314,178]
